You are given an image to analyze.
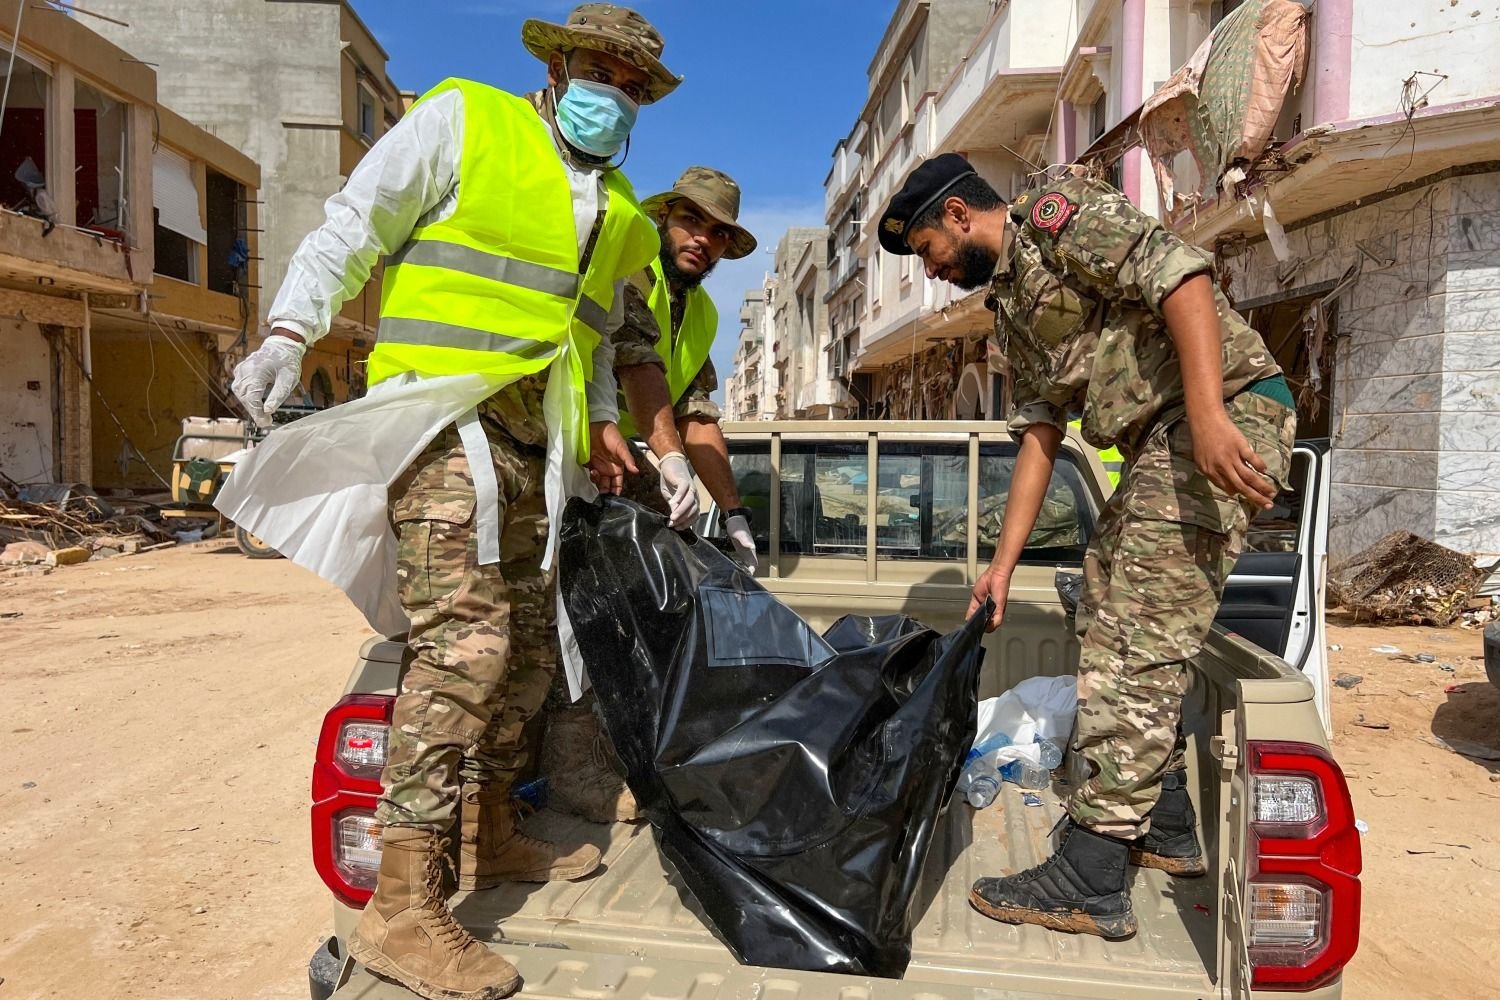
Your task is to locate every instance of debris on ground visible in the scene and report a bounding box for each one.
[1415,653,1437,663]
[1354,715,1391,730]
[1461,598,1499,630]
[0,484,178,572]
[1373,644,1401,654]
[1331,531,1483,626]
[1335,673,1364,689]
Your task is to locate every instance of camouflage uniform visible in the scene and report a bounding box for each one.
[612,269,722,513]
[378,80,654,822]
[987,175,1295,838]
[376,379,561,829]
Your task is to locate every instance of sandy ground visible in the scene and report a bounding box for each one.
[0,543,1496,998]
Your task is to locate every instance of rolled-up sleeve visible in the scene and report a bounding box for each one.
[611,272,668,372]
[675,356,721,422]
[1122,233,1214,316]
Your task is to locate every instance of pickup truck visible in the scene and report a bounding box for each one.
[308,422,1358,1000]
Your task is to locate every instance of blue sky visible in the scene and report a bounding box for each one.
[354,0,898,402]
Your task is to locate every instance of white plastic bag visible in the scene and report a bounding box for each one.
[972,675,1079,768]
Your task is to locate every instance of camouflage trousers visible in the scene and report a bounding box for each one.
[374,423,559,831]
[1066,390,1295,839]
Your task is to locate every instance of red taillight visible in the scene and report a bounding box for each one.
[1248,741,1362,991]
[312,694,393,907]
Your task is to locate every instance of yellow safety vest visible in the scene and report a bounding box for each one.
[618,260,718,438]
[1069,419,1123,489]
[368,78,660,460]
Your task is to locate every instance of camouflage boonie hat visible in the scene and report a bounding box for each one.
[522,4,681,105]
[641,166,758,259]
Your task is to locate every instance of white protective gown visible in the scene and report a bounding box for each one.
[215,89,621,698]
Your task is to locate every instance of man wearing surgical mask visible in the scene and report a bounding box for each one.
[220,7,684,999]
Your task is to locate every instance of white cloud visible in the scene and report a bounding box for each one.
[699,198,826,407]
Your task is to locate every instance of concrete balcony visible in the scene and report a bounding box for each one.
[935,0,1071,193]
[0,210,145,296]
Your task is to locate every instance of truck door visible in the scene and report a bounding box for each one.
[1215,439,1332,733]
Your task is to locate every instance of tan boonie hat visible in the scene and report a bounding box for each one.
[522,4,681,105]
[641,166,758,260]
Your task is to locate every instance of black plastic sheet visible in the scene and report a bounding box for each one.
[560,496,989,978]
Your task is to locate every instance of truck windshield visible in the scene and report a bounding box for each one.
[722,440,1095,565]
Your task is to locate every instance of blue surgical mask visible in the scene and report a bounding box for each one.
[555,77,639,159]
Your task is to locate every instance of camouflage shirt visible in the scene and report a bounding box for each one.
[613,268,722,423]
[987,176,1278,461]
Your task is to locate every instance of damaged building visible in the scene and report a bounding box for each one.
[780,0,1500,569]
[0,1,258,491]
[1,0,402,493]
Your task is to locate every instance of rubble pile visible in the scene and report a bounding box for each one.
[0,488,177,574]
[1330,530,1483,627]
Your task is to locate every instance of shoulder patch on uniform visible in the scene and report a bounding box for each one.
[1030,191,1077,236]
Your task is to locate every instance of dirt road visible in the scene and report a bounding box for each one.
[1,543,1497,998]
[0,542,367,1000]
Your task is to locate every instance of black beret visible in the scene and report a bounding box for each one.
[877,153,978,255]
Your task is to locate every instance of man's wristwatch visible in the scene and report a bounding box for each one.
[725,506,753,523]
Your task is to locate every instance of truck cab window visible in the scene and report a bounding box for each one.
[977,445,1093,562]
[782,443,868,558]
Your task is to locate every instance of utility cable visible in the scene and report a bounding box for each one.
[145,311,240,414]
[57,334,172,490]
[0,0,27,142]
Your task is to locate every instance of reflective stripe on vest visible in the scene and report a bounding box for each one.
[617,258,719,439]
[366,78,660,460]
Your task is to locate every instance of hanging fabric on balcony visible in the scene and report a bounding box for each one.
[1138,0,1310,211]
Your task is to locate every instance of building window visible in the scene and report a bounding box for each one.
[74,80,130,237]
[205,170,247,296]
[152,147,205,283]
[358,85,377,142]
[1090,92,1108,144]
[1211,0,1248,27]
[0,52,52,223]
[153,209,198,283]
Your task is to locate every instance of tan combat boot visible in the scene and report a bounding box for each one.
[541,703,641,824]
[456,782,602,890]
[349,826,521,1000]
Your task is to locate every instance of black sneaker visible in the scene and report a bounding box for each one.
[969,819,1136,939]
[1129,770,1206,877]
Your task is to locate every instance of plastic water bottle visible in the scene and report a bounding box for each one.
[1035,737,1064,770]
[966,772,1001,808]
[1000,758,1052,790]
[957,749,1002,808]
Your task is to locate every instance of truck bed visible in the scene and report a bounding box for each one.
[334,782,1216,1000]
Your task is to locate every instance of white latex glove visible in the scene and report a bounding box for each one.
[658,451,699,529]
[725,513,758,574]
[231,334,307,427]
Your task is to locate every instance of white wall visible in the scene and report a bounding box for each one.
[1349,4,1500,120]
[0,320,56,483]
[1223,171,1500,564]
